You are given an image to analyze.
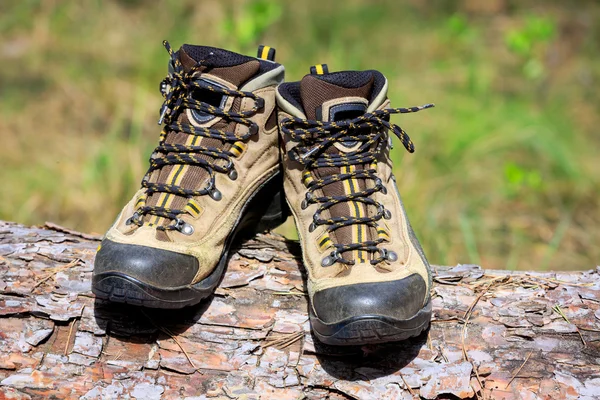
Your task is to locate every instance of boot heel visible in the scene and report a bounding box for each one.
[255,187,290,233]
[238,171,289,236]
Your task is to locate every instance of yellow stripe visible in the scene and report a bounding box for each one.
[342,166,361,262]
[151,168,179,225]
[185,198,202,218]
[135,195,146,208]
[302,170,314,186]
[377,227,390,241]
[260,46,271,60]
[153,165,186,225]
[317,232,332,251]
[231,141,247,158]
[231,146,242,157]
[315,64,324,74]
[152,135,199,225]
[351,166,367,262]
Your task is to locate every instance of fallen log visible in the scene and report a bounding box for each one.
[0,220,598,399]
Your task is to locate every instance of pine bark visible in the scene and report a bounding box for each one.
[0,221,598,399]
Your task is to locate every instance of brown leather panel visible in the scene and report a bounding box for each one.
[179,48,198,71]
[210,61,260,86]
[300,75,373,120]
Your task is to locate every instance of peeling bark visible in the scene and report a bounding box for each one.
[0,221,599,399]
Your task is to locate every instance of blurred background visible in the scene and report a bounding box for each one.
[1,0,598,271]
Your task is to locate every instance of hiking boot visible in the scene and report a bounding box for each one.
[276,65,434,345]
[93,42,286,308]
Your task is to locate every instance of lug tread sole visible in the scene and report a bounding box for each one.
[92,172,288,309]
[312,317,430,346]
[93,275,203,309]
[311,300,432,345]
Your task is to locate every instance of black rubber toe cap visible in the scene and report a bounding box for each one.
[312,273,428,324]
[94,239,199,289]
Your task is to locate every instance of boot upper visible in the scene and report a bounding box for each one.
[276,67,433,312]
[100,43,284,285]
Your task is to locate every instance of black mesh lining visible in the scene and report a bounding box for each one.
[316,70,386,104]
[257,59,279,74]
[183,44,278,78]
[317,71,372,88]
[183,44,253,67]
[277,82,304,113]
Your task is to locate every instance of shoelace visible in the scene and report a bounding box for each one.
[279,104,434,266]
[129,41,264,232]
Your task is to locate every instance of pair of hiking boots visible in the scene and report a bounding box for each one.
[93,41,433,346]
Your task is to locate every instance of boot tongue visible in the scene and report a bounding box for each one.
[299,74,374,121]
[299,73,377,263]
[177,45,259,122]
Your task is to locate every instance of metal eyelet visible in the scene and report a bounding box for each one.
[386,250,398,262]
[249,124,258,136]
[222,158,234,171]
[210,188,222,201]
[312,210,321,224]
[321,256,334,267]
[383,209,392,220]
[301,191,314,209]
[202,176,215,192]
[159,79,169,95]
[174,218,194,235]
[126,212,140,225]
[308,222,317,233]
[375,178,387,194]
[321,250,340,267]
[228,169,238,180]
[378,248,398,262]
[255,97,265,111]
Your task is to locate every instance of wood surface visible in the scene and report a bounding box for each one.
[0,221,599,399]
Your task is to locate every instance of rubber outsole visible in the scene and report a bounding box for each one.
[310,299,432,345]
[92,171,289,309]
[92,273,210,309]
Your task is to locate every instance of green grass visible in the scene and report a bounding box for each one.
[1,0,599,271]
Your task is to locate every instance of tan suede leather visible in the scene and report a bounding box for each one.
[105,65,284,284]
[277,91,431,303]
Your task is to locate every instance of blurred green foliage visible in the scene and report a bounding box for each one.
[505,16,555,57]
[1,0,599,271]
[221,0,282,49]
[505,15,556,80]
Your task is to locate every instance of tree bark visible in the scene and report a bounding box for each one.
[0,221,598,399]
